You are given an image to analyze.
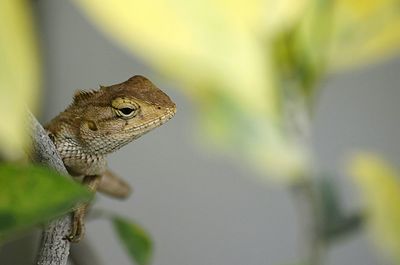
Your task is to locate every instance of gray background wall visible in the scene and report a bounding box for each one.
[1,1,399,264]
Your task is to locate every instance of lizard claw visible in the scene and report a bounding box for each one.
[65,207,85,243]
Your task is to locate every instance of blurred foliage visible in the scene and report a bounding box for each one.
[3,0,400,264]
[73,0,312,181]
[71,0,400,262]
[329,0,400,70]
[316,176,363,242]
[0,164,92,241]
[73,0,400,182]
[112,217,153,265]
[0,0,40,160]
[350,154,400,263]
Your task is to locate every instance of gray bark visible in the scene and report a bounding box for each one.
[29,112,72,265]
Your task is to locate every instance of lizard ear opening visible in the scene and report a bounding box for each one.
[84,120,98,131]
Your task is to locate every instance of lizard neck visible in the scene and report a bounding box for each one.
[51,133,107,176]
[52,133,105,163]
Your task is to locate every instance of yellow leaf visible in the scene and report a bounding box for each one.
[329,0,400,70]
[196,91,311,182]
[262,0,309,35]
[0,0,41,159]
[73,0,308,120]
[349,153,400,263]
[73,0,312,181]
[246,127,311,181]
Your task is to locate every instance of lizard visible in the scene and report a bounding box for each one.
[45,75,176,242]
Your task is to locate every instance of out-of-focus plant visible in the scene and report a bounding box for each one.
[73,0,312,181]
[350,154,400,263]
[329,0,400,70]
[71,0,400,264]
[73,0,400,180]
[0,164,92,240]
[0,0,40,160]
[0,0,93,241]
[3,0,400,264]
[0,1,152,264]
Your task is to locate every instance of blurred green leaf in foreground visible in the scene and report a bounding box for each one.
[0,164,92,241]
[0,0,41,160]
[3,0,400,263]
[112,217,153,265]
[350,154,400,264]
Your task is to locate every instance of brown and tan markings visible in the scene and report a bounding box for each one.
[45,75,176,242]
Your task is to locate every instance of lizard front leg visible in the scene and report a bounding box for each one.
[97,169,132,199]
[67,174,101,242]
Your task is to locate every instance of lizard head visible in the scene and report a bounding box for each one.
[71,75,176,154]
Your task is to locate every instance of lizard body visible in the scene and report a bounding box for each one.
[45,75,176,241]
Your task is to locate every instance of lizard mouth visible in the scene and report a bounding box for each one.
[130,107,176,134]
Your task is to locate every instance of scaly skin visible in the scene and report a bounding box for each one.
[45,75,176,242]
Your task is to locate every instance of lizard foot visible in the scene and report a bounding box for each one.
[65,207,85,243]
[65,175,100,242]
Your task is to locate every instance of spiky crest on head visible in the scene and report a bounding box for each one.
[73,90,100,105]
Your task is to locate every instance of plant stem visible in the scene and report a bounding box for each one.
[291,179,324,265]
[282,91,325,265]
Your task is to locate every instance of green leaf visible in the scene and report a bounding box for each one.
[112,217,153,265]
[0,163,92,240]
[317,176,342,226]
[273,0,334,106]
[316,176,363,242]
[323,213,364,242]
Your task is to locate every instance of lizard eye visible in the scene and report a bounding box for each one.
[112,98,140,119]
[116,106,138,118]
[120,107,134,116]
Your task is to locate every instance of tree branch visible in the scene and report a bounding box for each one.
[29,112,72,265]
